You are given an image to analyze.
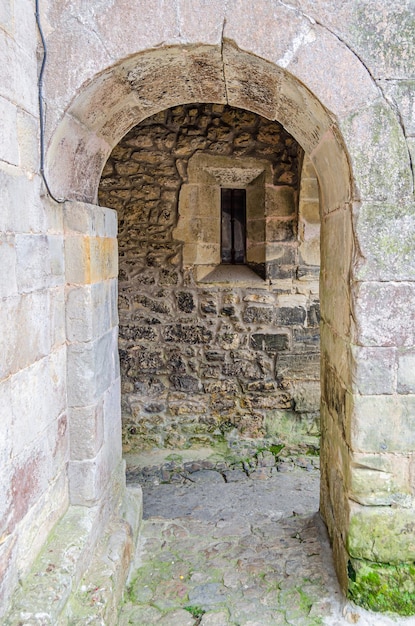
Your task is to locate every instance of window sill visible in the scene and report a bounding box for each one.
[198,264,266,286]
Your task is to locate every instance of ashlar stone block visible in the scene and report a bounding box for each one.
[68,434,122,506]
[352,281,415,347]
[64,235,118,285]
[43,18,112,136]
[0,0,12,32]
[64,203,117,239]
[16,109,38,172]
[0,291,51,379]
[224,0,312,72]
[10,349,67,459]
[286,23,378,117]
[344,3,415,78]
[178,0,226,44]
[275,72,331,155]
[67,328,119,407]
[350,452,412,507]
[398,350,415,394]
[0,96,18,166]
[339,100,412,203]
[124,45,226,117]
[348,502,415,563]
[66,282,113,343]
[68,403,104,461]
[351,345,396,395]
[350,394,415,453]
[15,234,64,293]
[96,0,179,61]
[0,167,45,234]
[353,201,415,281]
[0,234,17,298]
[47,115,111,203]
[379,79,415,137]
[2,471,68,613]
[265,185,296,217]
[68,68,141,136]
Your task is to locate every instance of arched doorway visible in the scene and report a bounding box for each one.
[47,33,414,610]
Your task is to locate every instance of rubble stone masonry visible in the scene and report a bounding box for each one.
[99,104,321,451]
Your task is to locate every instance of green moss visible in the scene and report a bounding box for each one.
[348,559,415,616]
[297,587,313,613]
[348,508,415,563]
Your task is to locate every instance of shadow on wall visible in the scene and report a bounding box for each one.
[98,103,321,455]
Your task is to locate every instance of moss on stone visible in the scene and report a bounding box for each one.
[348,558,415,616]
[348,507,415,563]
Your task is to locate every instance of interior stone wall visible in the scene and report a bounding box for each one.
[99,103,321,453]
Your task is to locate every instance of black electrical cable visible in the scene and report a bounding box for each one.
[35,0,65,203]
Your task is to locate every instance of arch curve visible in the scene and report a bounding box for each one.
[47,40,357,206]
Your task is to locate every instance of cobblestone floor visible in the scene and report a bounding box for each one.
[119,452,415,626]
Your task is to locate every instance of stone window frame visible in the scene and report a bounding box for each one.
[174,152,287,283]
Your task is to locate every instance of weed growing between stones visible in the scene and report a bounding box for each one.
[184,604,205,618]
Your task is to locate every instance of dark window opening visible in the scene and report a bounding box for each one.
[221,188,246,264]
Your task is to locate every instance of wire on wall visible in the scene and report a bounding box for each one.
[35,0,66,203]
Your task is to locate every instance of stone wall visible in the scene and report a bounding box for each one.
[99,104,321,452]
[0,1,69,615]
[1,0,412,616]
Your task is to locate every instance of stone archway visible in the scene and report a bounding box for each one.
[47,31,414,609]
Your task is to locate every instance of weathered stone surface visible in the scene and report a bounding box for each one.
[349,460,411,507]
[292,381,320,413]
[321,364,348,431]
[243,306,274,324]
[67,329,119,406]
[339,100,413,202]
[351,345,395,395]
[276,306,306,326]
[348,502,415,562]
[311,126,351,212]
[353,201,415,281]
[223,40,282,120]
[350,394,415,453]
[397,350,415,394]
[353,282,415,347]
[99,103,318,450]
[4,2,415,620]
[95,0,179,60]
[293,328,320,351]
[69,403,104,461]
[164,324,213,345]
[250,333,289,353]
[276,353,320,382]
[0,97,18,166]
[286,23,378,117]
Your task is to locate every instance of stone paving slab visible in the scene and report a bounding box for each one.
[120,460,415,626]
